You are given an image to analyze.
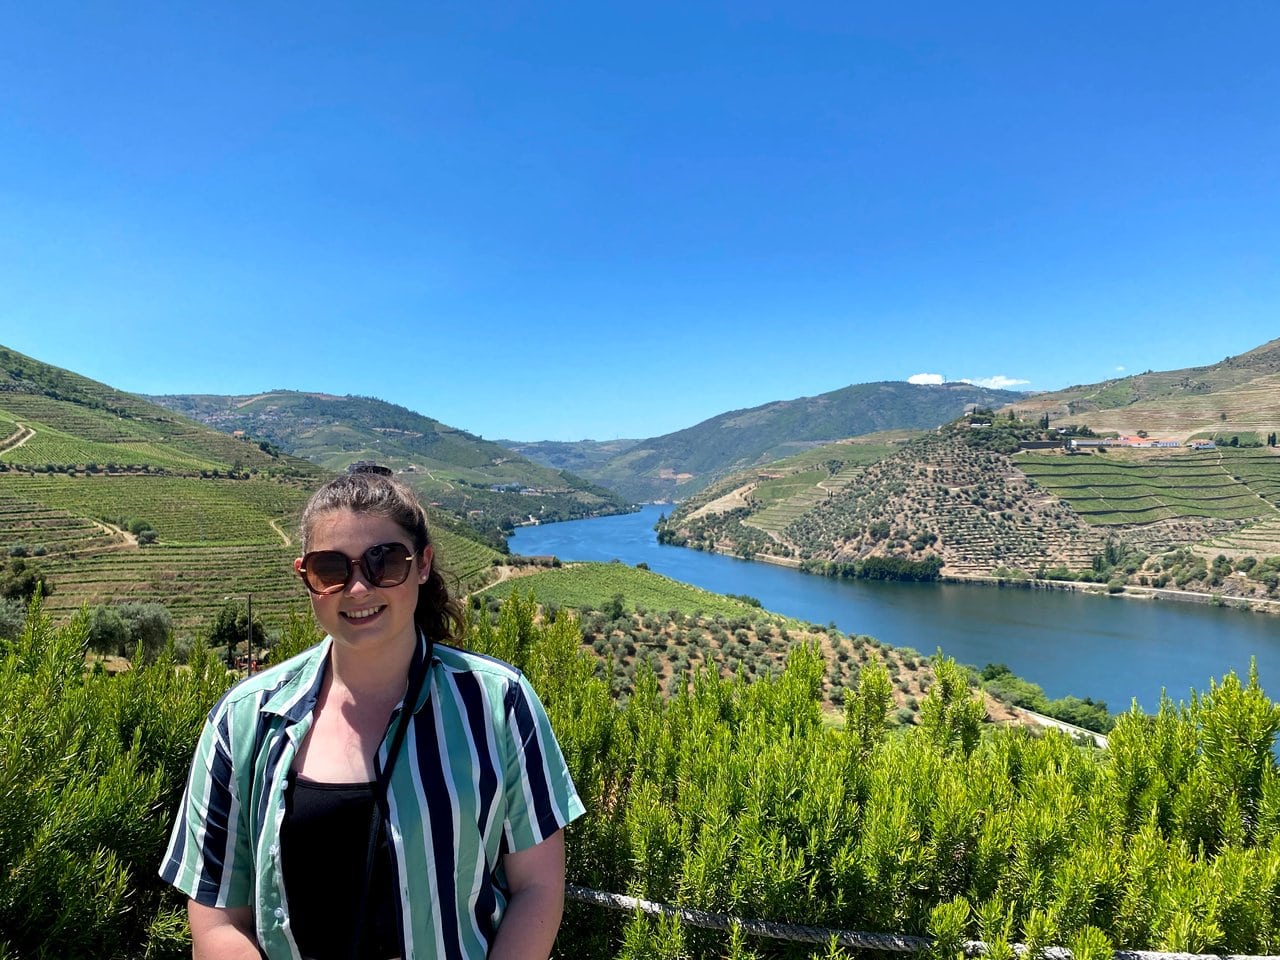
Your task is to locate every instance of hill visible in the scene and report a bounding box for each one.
[151,391,633,543]
[658,409,1280,601]
[512,381,1025,502]
[0,346,502,629]
[0,346,322,480]
[1009,337,1280,439]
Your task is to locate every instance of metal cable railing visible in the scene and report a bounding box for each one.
[565,885,1279,960]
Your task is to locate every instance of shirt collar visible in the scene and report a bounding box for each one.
[259,631,438,724]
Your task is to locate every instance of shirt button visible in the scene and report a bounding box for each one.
[274,907,285,919]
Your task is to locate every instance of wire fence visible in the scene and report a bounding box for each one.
[565,885,1280,960]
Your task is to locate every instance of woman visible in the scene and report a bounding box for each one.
[161,470,584,959]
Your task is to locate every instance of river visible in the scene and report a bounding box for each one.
[508,505,1280,712]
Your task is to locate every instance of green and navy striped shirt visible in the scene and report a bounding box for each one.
[160,634,584,959]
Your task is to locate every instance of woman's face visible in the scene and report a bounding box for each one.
[295,508,432,655]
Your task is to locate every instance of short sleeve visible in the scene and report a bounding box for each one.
[158,711,254,907]
[500,673,586,852]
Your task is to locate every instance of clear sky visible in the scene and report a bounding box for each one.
[1,3,1277,441]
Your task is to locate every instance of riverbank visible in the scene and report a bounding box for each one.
[940,570,1280,615]
[700,542,1280,616]
[510,505,1280,713]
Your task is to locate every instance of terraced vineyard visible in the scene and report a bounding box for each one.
[0,475,305,545]
[0,411,224,473]
[670,442,900,556]
[0,387,320,480]
[747,465,870,542]
[480,562,764,619]
[0,492,122,553]
[34,542,305,625]
[0,468,503,626]
[430,526,502,590]
[1199,518,1280,562]
[1015,448,1280,525]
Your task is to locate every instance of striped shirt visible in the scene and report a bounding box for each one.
[160,634,585,959]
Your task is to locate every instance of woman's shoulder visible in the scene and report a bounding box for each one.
[209,641,329,721]
[432,643,523,684]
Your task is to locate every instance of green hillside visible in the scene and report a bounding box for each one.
[0,347,322,480]
[1016,447,1279,525]
[658,407,1280,598]
[480,562,766,619]
[1011,337,1280,439]
[150,391,633,541]
[0,346,502,630]
[512,381,1025,502]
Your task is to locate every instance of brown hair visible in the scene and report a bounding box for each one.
[299,471,466,645]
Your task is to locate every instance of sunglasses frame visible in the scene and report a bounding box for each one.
[297,541,418,596]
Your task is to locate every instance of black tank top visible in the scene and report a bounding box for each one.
[280,772,401,960]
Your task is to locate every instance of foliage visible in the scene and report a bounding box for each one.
[467,595,1280,958]
[208,597,268,656]
[0,556,53,601]
[12,592,1280,958]
[479,562,764,619]
[0,596,25,640]
[87,601,174,661]
[980,663,1114,734]
[803,554,944,582]
[0,595,233,958]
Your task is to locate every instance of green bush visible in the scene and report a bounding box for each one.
[8,592,1280,958]
[0,596,232,958]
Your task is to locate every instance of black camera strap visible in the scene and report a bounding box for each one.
[348,635,434,960]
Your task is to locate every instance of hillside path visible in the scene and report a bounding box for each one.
[686,483,756,522]
[0,423,34,453]
[1011,706,1109,748]
[268,518,292,547]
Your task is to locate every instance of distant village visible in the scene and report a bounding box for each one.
[1064,434,1214,450]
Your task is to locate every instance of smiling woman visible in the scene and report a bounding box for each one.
[160,469,585,960]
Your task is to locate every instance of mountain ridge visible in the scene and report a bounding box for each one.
[147,389,633,540]
[508,380,1026,501]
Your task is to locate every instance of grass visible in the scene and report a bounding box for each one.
[477,562,767,618]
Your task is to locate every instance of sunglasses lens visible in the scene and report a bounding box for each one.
[365,543,412,587]
[304,551,353,594]
[300,543,415,595]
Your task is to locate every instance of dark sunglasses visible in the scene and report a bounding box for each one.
[297,542,417,596]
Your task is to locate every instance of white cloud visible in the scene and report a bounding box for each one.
[908,372,945,385]
[962,375,1031,390]
[1115,365,1126,372]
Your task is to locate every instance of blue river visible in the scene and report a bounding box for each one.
[509,505,1280,713]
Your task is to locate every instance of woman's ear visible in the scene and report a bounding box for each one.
[293,557,304,574]
[419,545,434,583]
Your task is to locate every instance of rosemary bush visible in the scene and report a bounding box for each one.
[4,591,1279,958]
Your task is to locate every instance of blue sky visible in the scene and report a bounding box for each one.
[1,3,1277,441]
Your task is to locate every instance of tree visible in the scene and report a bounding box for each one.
[0,597,25,640]
[117,602,173,662]
[0,557,53,601]
[845,657,893,754]
[604,593,626,621]
[209,599,266,660]
[88,606,129,657]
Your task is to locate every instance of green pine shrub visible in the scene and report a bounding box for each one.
[7,590,1280,958]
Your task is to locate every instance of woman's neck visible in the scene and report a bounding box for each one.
[325,630,418,707]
